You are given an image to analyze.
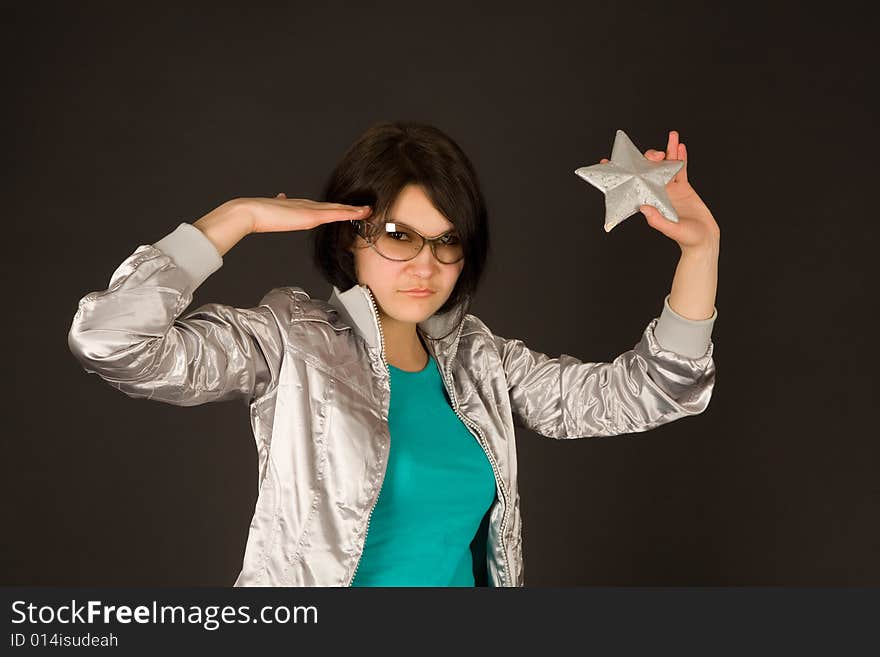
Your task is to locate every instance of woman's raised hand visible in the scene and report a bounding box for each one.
[599,130,719,254]
[244,193,373,234]
[192,195,372,257]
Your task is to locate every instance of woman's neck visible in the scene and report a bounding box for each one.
[379,312,429,372]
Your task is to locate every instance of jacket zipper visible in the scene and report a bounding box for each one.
[348,285,389,586]
[348,285,512,587]
[435,343,511,587]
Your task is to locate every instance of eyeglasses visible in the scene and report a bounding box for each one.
[350,219,464,264]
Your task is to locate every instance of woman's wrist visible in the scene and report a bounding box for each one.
[192,199,254,257]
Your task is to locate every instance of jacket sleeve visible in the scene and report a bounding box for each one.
[67,222,294,408]
[492,296,717,438]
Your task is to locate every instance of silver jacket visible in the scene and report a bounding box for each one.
[68,222,718,587]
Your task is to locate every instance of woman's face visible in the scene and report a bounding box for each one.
[349,183,465,327]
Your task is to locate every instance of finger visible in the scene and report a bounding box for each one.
[600,157,609,164]
[276,193,286,198]
[327,204,370,212]
[641,204,683,240]
[644,149,664,160]
[668,130,680,181]
[678,142,688,184]
[667,130,679,161]
[312,201,366,210]
[322,206,371,222]
[319,202,372,213]
[641,204,667,226]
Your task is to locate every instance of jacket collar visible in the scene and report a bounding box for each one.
[326,284,466,356]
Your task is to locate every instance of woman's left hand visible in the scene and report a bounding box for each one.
[600,130,720,254]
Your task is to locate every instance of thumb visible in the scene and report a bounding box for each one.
[641,204,682,240]
[640,204,659,220]
[641,205,669,230]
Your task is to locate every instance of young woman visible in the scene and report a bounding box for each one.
[68,121,719,587]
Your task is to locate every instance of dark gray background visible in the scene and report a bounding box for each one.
[2,1,876,585]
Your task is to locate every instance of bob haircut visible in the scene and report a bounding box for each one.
[311,120,490,337]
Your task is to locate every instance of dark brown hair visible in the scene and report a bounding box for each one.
[310,120,490,334]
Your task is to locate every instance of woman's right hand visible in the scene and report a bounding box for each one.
[245,193,372,234]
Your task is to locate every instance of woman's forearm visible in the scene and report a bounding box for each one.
[668,243,719,320]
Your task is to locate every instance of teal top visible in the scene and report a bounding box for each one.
[350,353,497,586]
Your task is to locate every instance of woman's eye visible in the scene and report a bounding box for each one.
[387,231,410,241]
[441,235,461,245]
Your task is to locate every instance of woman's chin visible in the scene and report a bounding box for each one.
[382,304,437,325]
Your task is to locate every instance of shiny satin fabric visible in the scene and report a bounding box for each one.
[68,241,716,587]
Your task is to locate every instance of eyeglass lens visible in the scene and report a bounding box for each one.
[370,222,464,263]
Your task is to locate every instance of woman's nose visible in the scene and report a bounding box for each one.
[422,239,443,260]
[409,242,441,269]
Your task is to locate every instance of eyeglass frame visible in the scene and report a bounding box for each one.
[349,219,465,264]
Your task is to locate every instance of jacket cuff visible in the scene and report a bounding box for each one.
[152,222,223,290]
[653,293,717,359]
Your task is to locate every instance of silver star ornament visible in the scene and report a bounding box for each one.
[574,129,684,233]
